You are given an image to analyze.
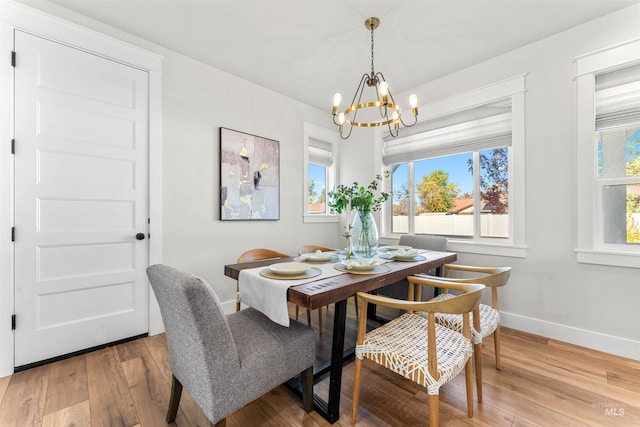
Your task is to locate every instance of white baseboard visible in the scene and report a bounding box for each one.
[221,299,238,315]
[500,311,640,361]
[216,301,640,361]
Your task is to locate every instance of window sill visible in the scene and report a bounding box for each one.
[448,240,527,258]
[379,235,527,258]
[576,249,640,269]
[303,214,339,224]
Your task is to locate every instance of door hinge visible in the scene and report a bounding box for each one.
[11,51,15,67]
[11,315,15,330]
[11,138,15,154]
[11,227,15,242]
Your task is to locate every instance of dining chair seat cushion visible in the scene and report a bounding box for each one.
[356,313,473,395]
[226,307,316,399]
[426,294,500,345]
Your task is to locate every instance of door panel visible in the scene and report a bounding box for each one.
[14,31,150,367]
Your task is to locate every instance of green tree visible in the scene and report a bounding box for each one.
[468,147,509,214]
[308,180,318,204]
[317,189,326,204]
[416,170,460,213]
[392,183,410,216]
[628,213,640,244]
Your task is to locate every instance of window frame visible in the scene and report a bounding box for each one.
[303,121,339,223]
[376,75,527,258]
[575,38,640,268]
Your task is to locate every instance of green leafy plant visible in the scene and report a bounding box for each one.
[328,171,390,214]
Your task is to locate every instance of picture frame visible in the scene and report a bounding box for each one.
[219,127,280,220]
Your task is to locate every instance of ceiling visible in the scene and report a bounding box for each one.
[17,0,639,111]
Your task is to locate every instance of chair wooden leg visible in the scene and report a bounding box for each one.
[494,326,502,370]
[166,375,183,423]
[429,394,439,427]
[351,357,363,424]
[301,366,314,412]
[317,307,322,334]
[474,343,483,403]
[465,358,474,418]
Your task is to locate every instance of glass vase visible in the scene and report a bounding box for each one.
[350,210,379,258]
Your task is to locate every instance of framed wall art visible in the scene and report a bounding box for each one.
[219,127,280,220]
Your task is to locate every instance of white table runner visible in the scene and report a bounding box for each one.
[238,250,429,327]
[239,263,344,326]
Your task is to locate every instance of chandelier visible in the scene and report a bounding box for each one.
[332,17,419,139]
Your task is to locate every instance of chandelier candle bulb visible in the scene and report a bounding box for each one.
[379,82,389,104]
[332,93,342,115]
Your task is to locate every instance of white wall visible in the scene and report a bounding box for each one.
[383,4,640,359]
[160,52,339,303]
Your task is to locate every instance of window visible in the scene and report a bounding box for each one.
[379,75,526,257]
[303,122,339,222]
[387,105,511,239]
[576,39,640,268]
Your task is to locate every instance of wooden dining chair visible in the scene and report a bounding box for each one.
[297,245,359,328]
[147,264,315,427]
[369,234,447,320]
[236,248,320,332]
[352,277,485,427]
[418,264,511,403]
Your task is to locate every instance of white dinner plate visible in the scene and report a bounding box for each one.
[340,259,380,271]
[300,251,338,262]
[379,253,426,261]
[268,262,311,276]
[380,245,412,252]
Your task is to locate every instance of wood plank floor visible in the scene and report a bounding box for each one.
[1,300,639,426]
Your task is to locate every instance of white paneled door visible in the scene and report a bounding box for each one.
[14,31,150,367]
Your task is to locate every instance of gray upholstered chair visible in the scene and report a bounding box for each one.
[147,264,316,427]
[370,235,448,318]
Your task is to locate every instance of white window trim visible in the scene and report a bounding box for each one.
[375,74,527,258]
[303,121,339,223]
[575,38,640,269]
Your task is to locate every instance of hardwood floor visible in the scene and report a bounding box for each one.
[1,301,638,426]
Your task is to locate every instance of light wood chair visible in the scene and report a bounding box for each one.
[298,245,359,326]
[418,264,511,403]
[236,248,320,332]
[370,235,447,319]
[352,276,485,427]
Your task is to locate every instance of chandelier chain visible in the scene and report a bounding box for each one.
[370,27,375,78]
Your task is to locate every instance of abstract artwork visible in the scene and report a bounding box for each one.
[220,127,280,220]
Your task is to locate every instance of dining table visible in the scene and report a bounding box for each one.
[224,249,457,424]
